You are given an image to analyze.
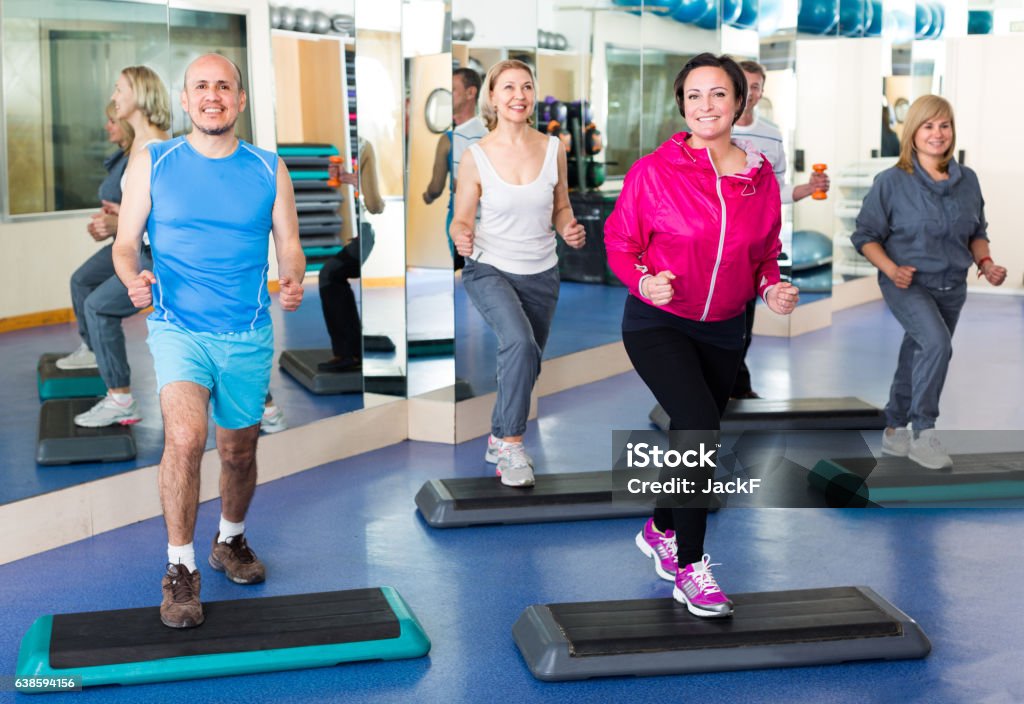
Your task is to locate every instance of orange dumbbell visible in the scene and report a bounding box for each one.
[327,155,343,188]
[812,163,828,200]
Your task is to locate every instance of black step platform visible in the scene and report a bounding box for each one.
[279,349,405,395]
[37,353,107,401]
[513,586,930,681]
[17,587,429,689]
[650,397,886,432]
[408,331,454,358]
[416,471,650,527]
[364,334,397,353]
[37,398,136,465]
[810,452,1024,504]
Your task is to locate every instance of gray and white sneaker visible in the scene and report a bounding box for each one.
[496,442,535,487]
[485,434,534,467]
[74,395,142,427]
[908,429,953,469]
[56,343,97,370]
[260,404,288,434]
[881,425,911,457]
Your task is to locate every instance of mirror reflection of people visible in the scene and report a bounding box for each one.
[852,95,1005,470]
[729,60,830,400]
[452,59,586,488]
[114,54,305,629]
[423,67,486,270]
[320,138,384,373]
[605,54,799,618]
[59,67,172,428]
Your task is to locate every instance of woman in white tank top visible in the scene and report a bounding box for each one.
[59,66,172,431]
[451,59,586,488]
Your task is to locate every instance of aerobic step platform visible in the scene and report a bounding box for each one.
[37,398,136,466]
[513,586,930,681]
[416,471,650,528]
[650,397,886,433]
[279,349,405,395]
[408,331,454,358]
[809,452,1024,504]
[37,353,106,401]
[16,587,429,690]
[364,334,397,353]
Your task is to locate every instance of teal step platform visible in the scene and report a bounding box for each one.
[809,452,1024,504]
[278,144,339,157]
[513,586,930,681]
[16,587,429,690]
[37,398,136,466]
[37,353,106,401]
[408,332,454,358]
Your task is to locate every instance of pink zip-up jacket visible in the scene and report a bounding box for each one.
[605,132,782,322]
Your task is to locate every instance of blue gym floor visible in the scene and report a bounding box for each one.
[1,290,1023,702]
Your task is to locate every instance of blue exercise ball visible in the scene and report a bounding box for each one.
[926,3,944,38]
[914,3,933,38]
[723,0,743,25]
[695,3,720,28]
[733,0,758,28]
[647,0,681,10]
[968,9,994,34]
[672,0,716,22]
[865,0,882,35]
[792,230,833,271]
[839,0,866,36]
[792,264,833,293]
[798,0,839,34]
[758,0,783,34]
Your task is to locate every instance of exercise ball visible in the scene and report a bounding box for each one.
[865,0,882,35]
[269,6,282,29]
[671,0,716,22]
[839,0,866,36]
[798,0,839,34]
[758,0,783,34]
[279,7,296,31]
[554,34,568,50]
[462,18,475,41]
[967,9,993,34]
[332,15,354,35]
[914,3,933,39]
[733,0,759,29]
[722,0,743,25]
[695,4,720,29]
[792,263,833,293]
[294,9,314,33]
[926,3,944,38]
[792,229,833,271]
[313,11,331,34]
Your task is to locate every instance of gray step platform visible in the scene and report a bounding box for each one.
[810,452,1024,504]
[513,586,930,681]
[37,398,137,465]
[279,349,404,395]
[650,397,886,432]
[416,471,650,527]
[37,353,107,401]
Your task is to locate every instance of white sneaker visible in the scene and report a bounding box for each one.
[485,434,534,466]
[56,343,97,370]
[260,404,288,434]
[496,442,535,487]
[881,426,911,457]
[908,429,953,469]
[74,395,142,427]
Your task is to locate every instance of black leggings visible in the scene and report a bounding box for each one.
[622,326,742,565]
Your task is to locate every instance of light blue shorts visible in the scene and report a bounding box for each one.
[146,318,274,430]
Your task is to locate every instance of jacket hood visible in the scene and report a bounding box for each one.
[654,131,767,179]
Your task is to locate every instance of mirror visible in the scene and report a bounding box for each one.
[424,87,453,133]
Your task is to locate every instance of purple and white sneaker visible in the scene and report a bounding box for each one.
[673,554,733,618]
[634,518,678,582]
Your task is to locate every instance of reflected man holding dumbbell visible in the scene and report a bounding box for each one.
[729,60,830,399]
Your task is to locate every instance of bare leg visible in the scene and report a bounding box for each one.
[159,382,210,546]
[217,423,260,523]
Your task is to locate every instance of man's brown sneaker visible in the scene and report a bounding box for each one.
[209,532,266,584]
[160,563,204,628]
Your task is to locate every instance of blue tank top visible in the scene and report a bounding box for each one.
[147,136,278,333]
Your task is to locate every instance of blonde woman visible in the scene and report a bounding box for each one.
[451,59,586,487]
[63,66,171,428]
[852,95,1006,469]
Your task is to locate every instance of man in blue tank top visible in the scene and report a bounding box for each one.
[113,54,305,628]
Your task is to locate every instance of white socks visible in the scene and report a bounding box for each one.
[218,516,245,543]
[167,543,196,572]
[110,392,133,406]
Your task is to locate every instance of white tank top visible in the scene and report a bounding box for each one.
[469,135,560,275]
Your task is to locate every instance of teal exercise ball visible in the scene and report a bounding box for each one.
[968,9,993,34]
[839,0,866,36]
[914,3,933,38]
[672,0,716,22]
[695,3,720,29]
[865,0,882,35]
[723,0,743,25]
[733,0,758,29]
[798,0,839,34]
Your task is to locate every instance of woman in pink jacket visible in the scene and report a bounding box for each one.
[605,53,799,618]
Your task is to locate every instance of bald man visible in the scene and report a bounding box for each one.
[114,54,305,628]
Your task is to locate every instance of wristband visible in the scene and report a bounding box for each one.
[976,256,993,278]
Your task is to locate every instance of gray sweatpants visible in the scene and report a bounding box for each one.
[69,243,152,389]
[879,276,967,434]
[462,260,560,438]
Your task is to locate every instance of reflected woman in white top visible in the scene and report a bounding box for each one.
[452,59,586,488]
